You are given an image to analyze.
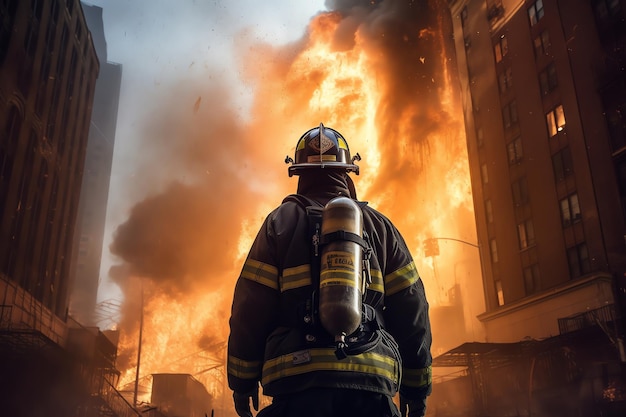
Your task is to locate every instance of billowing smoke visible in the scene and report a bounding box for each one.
[325,0,462,214]
[109,95,253,293]
[108,0,478,406]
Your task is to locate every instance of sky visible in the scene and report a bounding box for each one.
[83,0,328,304]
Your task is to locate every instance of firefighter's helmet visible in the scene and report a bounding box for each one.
[285,123,360,177]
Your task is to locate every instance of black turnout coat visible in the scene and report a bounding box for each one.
[227,173,432,402]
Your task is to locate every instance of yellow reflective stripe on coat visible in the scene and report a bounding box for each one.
[280,264,312,292]
[241,258,279,290]
[228,355,262,380]
[262,348,398,386]
[385,262,419,296]
[281,265,385,295]
[403,366,432,388]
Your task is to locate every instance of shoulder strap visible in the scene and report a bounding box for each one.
[282,193,323,283]
[282,194,324,328]
[282,194,323,254]
[282,193,322,209]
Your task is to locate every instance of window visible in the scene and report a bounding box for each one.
[51,0,60,22]
[461,6,468,27]
[494,35,508,63]
[490,239,499,263]
[56,25,68,76]
[603,80,626,153]
[523,264,540,295]
[560,193,581,227]
[495,280,504,306]
[552,147,573,181]
[476,127,484,148]
[533,30,551,58]
[0,106,21,223]
[481,163,489,184]
[485,199,494,223]
[507,135,523,164]
[539,62,558,95]
[0,1,18,63]
[517,219,535,249]
[546,104,566,137]
[502,100,518,129]
[593,0,622,19]
[23,0,43,58]
[498,67,514,94]
[512,177,529,206]
[528,0,544,26]
[23,19,39,58]
[567,242,591,278]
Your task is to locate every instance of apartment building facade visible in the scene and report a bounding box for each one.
[447,0,625,343]
[430,1,626,414]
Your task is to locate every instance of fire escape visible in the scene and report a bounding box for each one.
[432,303,625,416]
[0,275,140,417]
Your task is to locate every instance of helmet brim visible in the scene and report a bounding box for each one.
[288,163,359,177]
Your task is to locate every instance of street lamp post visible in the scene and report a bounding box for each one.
[424,236,486,287]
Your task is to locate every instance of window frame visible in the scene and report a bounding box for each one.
[507,135,523,165]
[539,62,558,95]
[560,193,581,227]
[533,30,551,58]
[517,218,536,249]
[552,147,574,182]
[567,242,591,278]
[494,35,508,63]
[546,104,566,137]
[528,0,545,26]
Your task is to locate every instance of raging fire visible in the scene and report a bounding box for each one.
[109,0,481,412]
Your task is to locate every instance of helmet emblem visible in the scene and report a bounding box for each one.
[309,130,335,154]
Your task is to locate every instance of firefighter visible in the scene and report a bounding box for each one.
[227,124,432,417]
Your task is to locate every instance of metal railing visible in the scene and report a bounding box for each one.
[558,303,618,335]
[0,275,67,347]
[101,379,141,417]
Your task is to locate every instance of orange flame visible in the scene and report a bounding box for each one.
[111,2,483,413]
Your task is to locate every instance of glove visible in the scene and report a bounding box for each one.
[233,388,259,417]
[400,395,427,417]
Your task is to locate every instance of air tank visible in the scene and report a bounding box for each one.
[319,196,363,344]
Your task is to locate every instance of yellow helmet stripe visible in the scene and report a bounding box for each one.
[337,137,349,150]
